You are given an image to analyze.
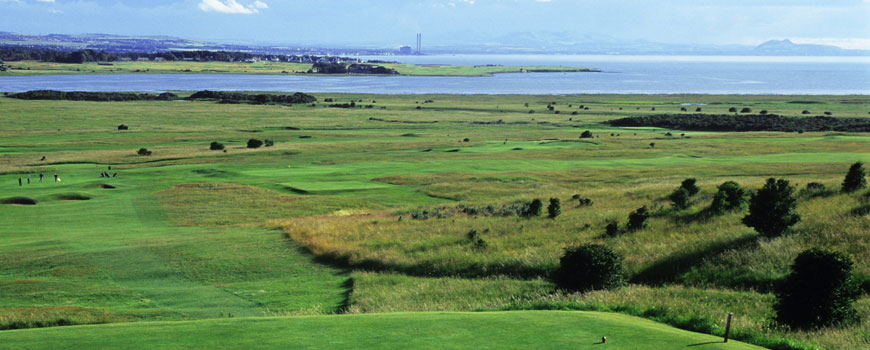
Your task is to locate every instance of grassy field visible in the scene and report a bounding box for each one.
[0,93,868,349]
[0,60,595,76]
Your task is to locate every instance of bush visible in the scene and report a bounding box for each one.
[669,188,691,209]
[740,108,752,113]
[626,206,650,231]
[136,148,151,156]
[525,199,543,217]
[547,198,561,219]
[680,178,700,196]
[247,139,263,149]
[571,194,593,207]
[774,248,861,329]
[742,178,800,237]
[802,110,811,114]
[264,139,275,147]
[760,110,768,115]
[605,221,619,236]
[729,107,738,113]
[580,130,593,138]
[710,181,746,213]
[554,244,625,292]
[209,142,224,150]
[841,162,866,193]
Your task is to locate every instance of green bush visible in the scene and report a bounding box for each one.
[209,142,224,150]
[525,199,543,217]
[136,148,151,156]
[680,178,700,196]
[841,162,866,193]
[668,188,691,209]
[554,244,625,292]
[247,139,263,149]
[264,139,275,147]
[580,130,593,138]
[626,206,650,231]
[742,178,800,237]
[774,248,861,329]
[547,198,561,219]
[605,221,619,236]
[710,181,746,213]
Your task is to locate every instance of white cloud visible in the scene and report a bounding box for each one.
[198,0,268,15]
[36,0,55,3]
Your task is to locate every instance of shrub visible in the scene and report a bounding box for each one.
[525,199,543,217]
[264,139,275,147]
[729,107,738,113]
[695,107,702,112]
[759,110,768,115]
[605,221,619,236]
[680,178,700,196]
[710,181,746,213]
[136,148,151,156]
[571,194,593,207]
[841,161,866,193]
[802,110,811,115]
[774,248,861,329]
[740,108,752,113]
[466,230,487,250]
[247,139,263,148]
[554,244,625,292]
[626,206,649,231]
[668,188,691,209]
[742,178,800,237]
[547,198,561,219]
[209,142,224,150]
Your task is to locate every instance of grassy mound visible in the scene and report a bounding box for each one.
[1,197,37,205]
[0,311,763,350]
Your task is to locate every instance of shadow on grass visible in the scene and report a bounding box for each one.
[687,341,723,347]
[630,233,759,286]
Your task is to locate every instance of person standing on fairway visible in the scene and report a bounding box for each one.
[18,177,22,186]
[26,175,30,184]
[54,174,59,183]
[39,173,44,182]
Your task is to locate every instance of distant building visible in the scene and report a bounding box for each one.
[398,46,412,55]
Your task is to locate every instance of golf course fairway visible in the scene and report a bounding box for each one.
[0,311,763,350]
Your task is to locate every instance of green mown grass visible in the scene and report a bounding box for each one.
[0,311,764,350]
[1,94,869,349]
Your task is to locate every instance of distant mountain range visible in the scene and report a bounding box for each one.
[1,31,867,56]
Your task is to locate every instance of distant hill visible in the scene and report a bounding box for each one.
[752,39,855,56]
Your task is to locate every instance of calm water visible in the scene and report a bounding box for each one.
[1,55,868,94]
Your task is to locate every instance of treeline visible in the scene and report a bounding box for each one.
[606,114,870,132]
[311,62,398,75]
[186,90,317,105]
[0,46,352,64]
[7,90,178,102]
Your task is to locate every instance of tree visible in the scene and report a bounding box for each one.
[742,178,800,237]
[209,142,224,150]
[580,130,593,138]
[525,199,543,217]
[710,181,746,213]
[774,248,861,329]
[247,139,263,148]
[669,188,691,209]
[680,178,700,196]
[841,162,866,193]
[605,221,619,236]
[136,148,152,156]
[554,244,625,292]
[626,206,649,231]
[740,108,752,113]
[547,198,561,219]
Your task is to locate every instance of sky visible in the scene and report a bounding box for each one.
[1,0,869,49]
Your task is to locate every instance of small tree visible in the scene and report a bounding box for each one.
[729,107,738,113]
[626,206,649,231]
[669,188,691,209]
[774,248,861,329]
[680,178,700,196]
[841,162,866,193]
[247,139,263,149]
[580,130,593,138]
[525,199,543,217]
[742,178,800,237]
[554,244,625,292]
[547,198,561,219]
[209,142,224,150]
[605,221,619,236]
[710,181,746,213]
[740,107,752,113]
[137,148,152,156]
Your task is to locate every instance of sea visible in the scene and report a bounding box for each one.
[1,55,868,95]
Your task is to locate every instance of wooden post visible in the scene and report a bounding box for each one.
[724,313,733,343]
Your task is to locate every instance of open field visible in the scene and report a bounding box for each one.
[0,60,595,76]
[0,93,868,349]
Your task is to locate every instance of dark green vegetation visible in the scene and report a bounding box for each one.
[608,114,870,132]
[1,93,869,349]
[742,178,801,238]
[9,90,178,102]
[555,244,625,292]
[775,248,862,330]
[842,162,867,193]
[186,90,317,105]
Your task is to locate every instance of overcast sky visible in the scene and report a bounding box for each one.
[1,0,869,49]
